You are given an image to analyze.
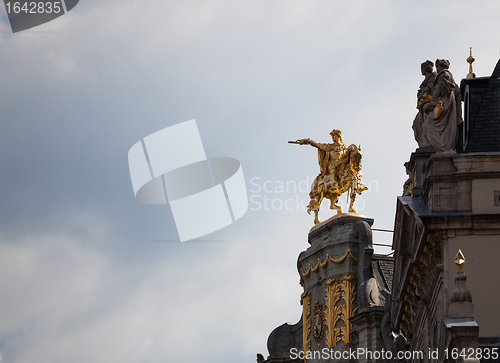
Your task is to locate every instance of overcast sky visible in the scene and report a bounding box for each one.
[1,1,499,362]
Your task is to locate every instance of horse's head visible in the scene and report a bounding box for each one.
[347,144,363,171]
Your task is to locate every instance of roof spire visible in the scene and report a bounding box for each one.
[466,47,476,78]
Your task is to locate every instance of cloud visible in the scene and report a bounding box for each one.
[0,211,305,362]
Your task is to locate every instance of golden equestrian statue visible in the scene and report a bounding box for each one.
[289,129,367,225]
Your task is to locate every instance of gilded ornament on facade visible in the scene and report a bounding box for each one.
[454,249,465,271]
[418,92,432,109]
[300,292,312,359]
[289,129,367,225]
[404,182,413,196]
[418,92,432,120]
[300,249,358,278]
[426,230,446,242]
[434,101,444,119]
[312,301,325,346]
[324,275,357,348]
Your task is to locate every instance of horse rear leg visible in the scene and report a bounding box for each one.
[314,192,324,224]
[329,195,342,214]
[348,191,357,213]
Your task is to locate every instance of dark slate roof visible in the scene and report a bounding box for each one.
[463,58,500,152]
[373,255,394,292]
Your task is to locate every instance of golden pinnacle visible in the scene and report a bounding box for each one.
[454,249,465,271]
[466,47,476,79]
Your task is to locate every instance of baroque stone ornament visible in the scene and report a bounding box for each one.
[324,275,357,348]
[289,129,367,224]
[300,292,312,358]
[312,301,325,346]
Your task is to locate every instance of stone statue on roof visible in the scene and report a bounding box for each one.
[413,59,462,152]
[412,60,436,148]
[422,59,463,152]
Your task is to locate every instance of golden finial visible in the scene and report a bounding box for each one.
[454,249,465,271]
[466,47,476,79]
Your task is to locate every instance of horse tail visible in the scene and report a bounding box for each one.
[346,181,352,203]
[318,191,324,212]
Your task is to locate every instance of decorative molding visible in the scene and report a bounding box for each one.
[325,279,342,348]
[301,249,358,278]
[341,274,357,341]
[324,275,357,348]
[300,292,312,359]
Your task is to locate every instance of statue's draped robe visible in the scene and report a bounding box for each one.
[317,144,345,178]
[412,72,436,148]
[423,69,462,152]
[317,148,330,175]
[310,144,345,197]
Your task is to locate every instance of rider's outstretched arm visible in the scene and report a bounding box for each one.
[308,139,334,151]
[292,139,335,151]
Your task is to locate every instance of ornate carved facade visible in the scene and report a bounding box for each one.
[259,215,392,363]
[324,275,357,348]
[389,57,500,362]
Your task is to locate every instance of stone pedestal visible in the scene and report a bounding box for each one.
[406,147,436,198]
[440,269,481,363]
[442,316,480,363]
[259,214,394,363]
[298,215,373,363]
[449,271,474,318]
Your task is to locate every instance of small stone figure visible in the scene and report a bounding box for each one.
[412,60,436,148]
[353,221,389,309]
[381,312,410,363]
[289,130,367,224]
[422,59,462,152]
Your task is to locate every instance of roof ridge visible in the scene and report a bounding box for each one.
[491,58,500,78]
[465,57,500,152]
